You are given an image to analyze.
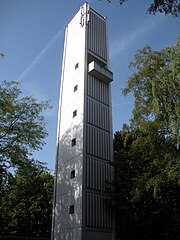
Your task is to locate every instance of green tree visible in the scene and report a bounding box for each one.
[112,36,180,239]
[0,80,51,182]
[148,0,180,17]
[103,0,180,17]
[0,77,53,237]
[113,126,180,240]
[123,35,180,145]
[0,159,54,237]
[0,53,5,59]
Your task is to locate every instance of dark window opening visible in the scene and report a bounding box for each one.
[69,205,74,214]
[73,110,77,118]
[70,170,75,179]
[71,138,76,147]
[75,63,79,69]
[74,85,78,92]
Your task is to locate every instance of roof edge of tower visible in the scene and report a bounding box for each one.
[89,6,107,20]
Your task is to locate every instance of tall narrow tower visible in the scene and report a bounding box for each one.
[52,3,114,240]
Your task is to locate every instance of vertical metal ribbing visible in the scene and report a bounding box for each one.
[98,16,101,58]
[97,194,100,227]
[90,157,92,190]
[91,125,93,156]
[95,159,97,190]
[97,101,99,128]
[94,156,96,189]
[86,99,88,123]
[85,7,114,235]
[86,157,88,189]
[104,107,106,130]
[100,18,103,59]
[95,129,97,157]
[86,158,113,193]
[106,85,108,105]
[103,195,107,229]
[94,13,97,57]
[88,76,110,106]
[105,163,108,192]
[103,83,106,104]
[100,105,103,130]
[99,104,102,129]
[91,99,94,127]
[86,193,88,226]
[94,100,97,127]
[89,192,92,226]
[99,80,101,102]
[88,157,90,189]
[106,107,109,130]
[99,161,101,191]
[93,126,96,157]
[88,99,90,125]
[88,11,107,61]
[101,162,103,192]
[100,80,102,103]
[107,135,109,160]
[101,131,103,159]
[86,126,88,155]
[107,106,109,129]
[102,105,105,130]
[92,193,95,227]
[101,161,103,192]
[92,76,94,99]
[95,194,99,227]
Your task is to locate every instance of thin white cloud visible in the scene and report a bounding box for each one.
[16,2,95,82]
[17,25,66,82]
[110,15,167,59]
[112,102,133,107]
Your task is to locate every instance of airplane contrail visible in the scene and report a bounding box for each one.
[17,25,66,81]
[17,1,95,82]
[112,102,133,107]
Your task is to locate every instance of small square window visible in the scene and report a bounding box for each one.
[74,85,78,92]
[73,110,77,118]
[71,138,76,147]
[69,205,74,214]
[70,170,75,179]
[75,63,79,69]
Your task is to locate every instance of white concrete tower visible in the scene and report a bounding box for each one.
[52,3,114,240]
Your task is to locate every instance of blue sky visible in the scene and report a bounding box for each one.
[1,0,180,172]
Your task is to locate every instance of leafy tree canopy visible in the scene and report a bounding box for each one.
[123,35,180,145]
[0,53,4,59]
[112,35,180,239]
[0,159,54,237]
[113,126,180,239]
[0,80,53,237]
[103,0,180,17]
[0,80,51,181]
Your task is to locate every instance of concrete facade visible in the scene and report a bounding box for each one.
[51,3,114,240]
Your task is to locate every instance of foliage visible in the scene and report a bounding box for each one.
[0,53,5,59]
[148,0,180,17]
[112,36,180,239]
[103,0,180,17]
[0,79,53,237]
[0,80,51,182]
[0,159,54,237]
[113,125,180,239]
[105,0,127,5]
[123,35,180,145]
